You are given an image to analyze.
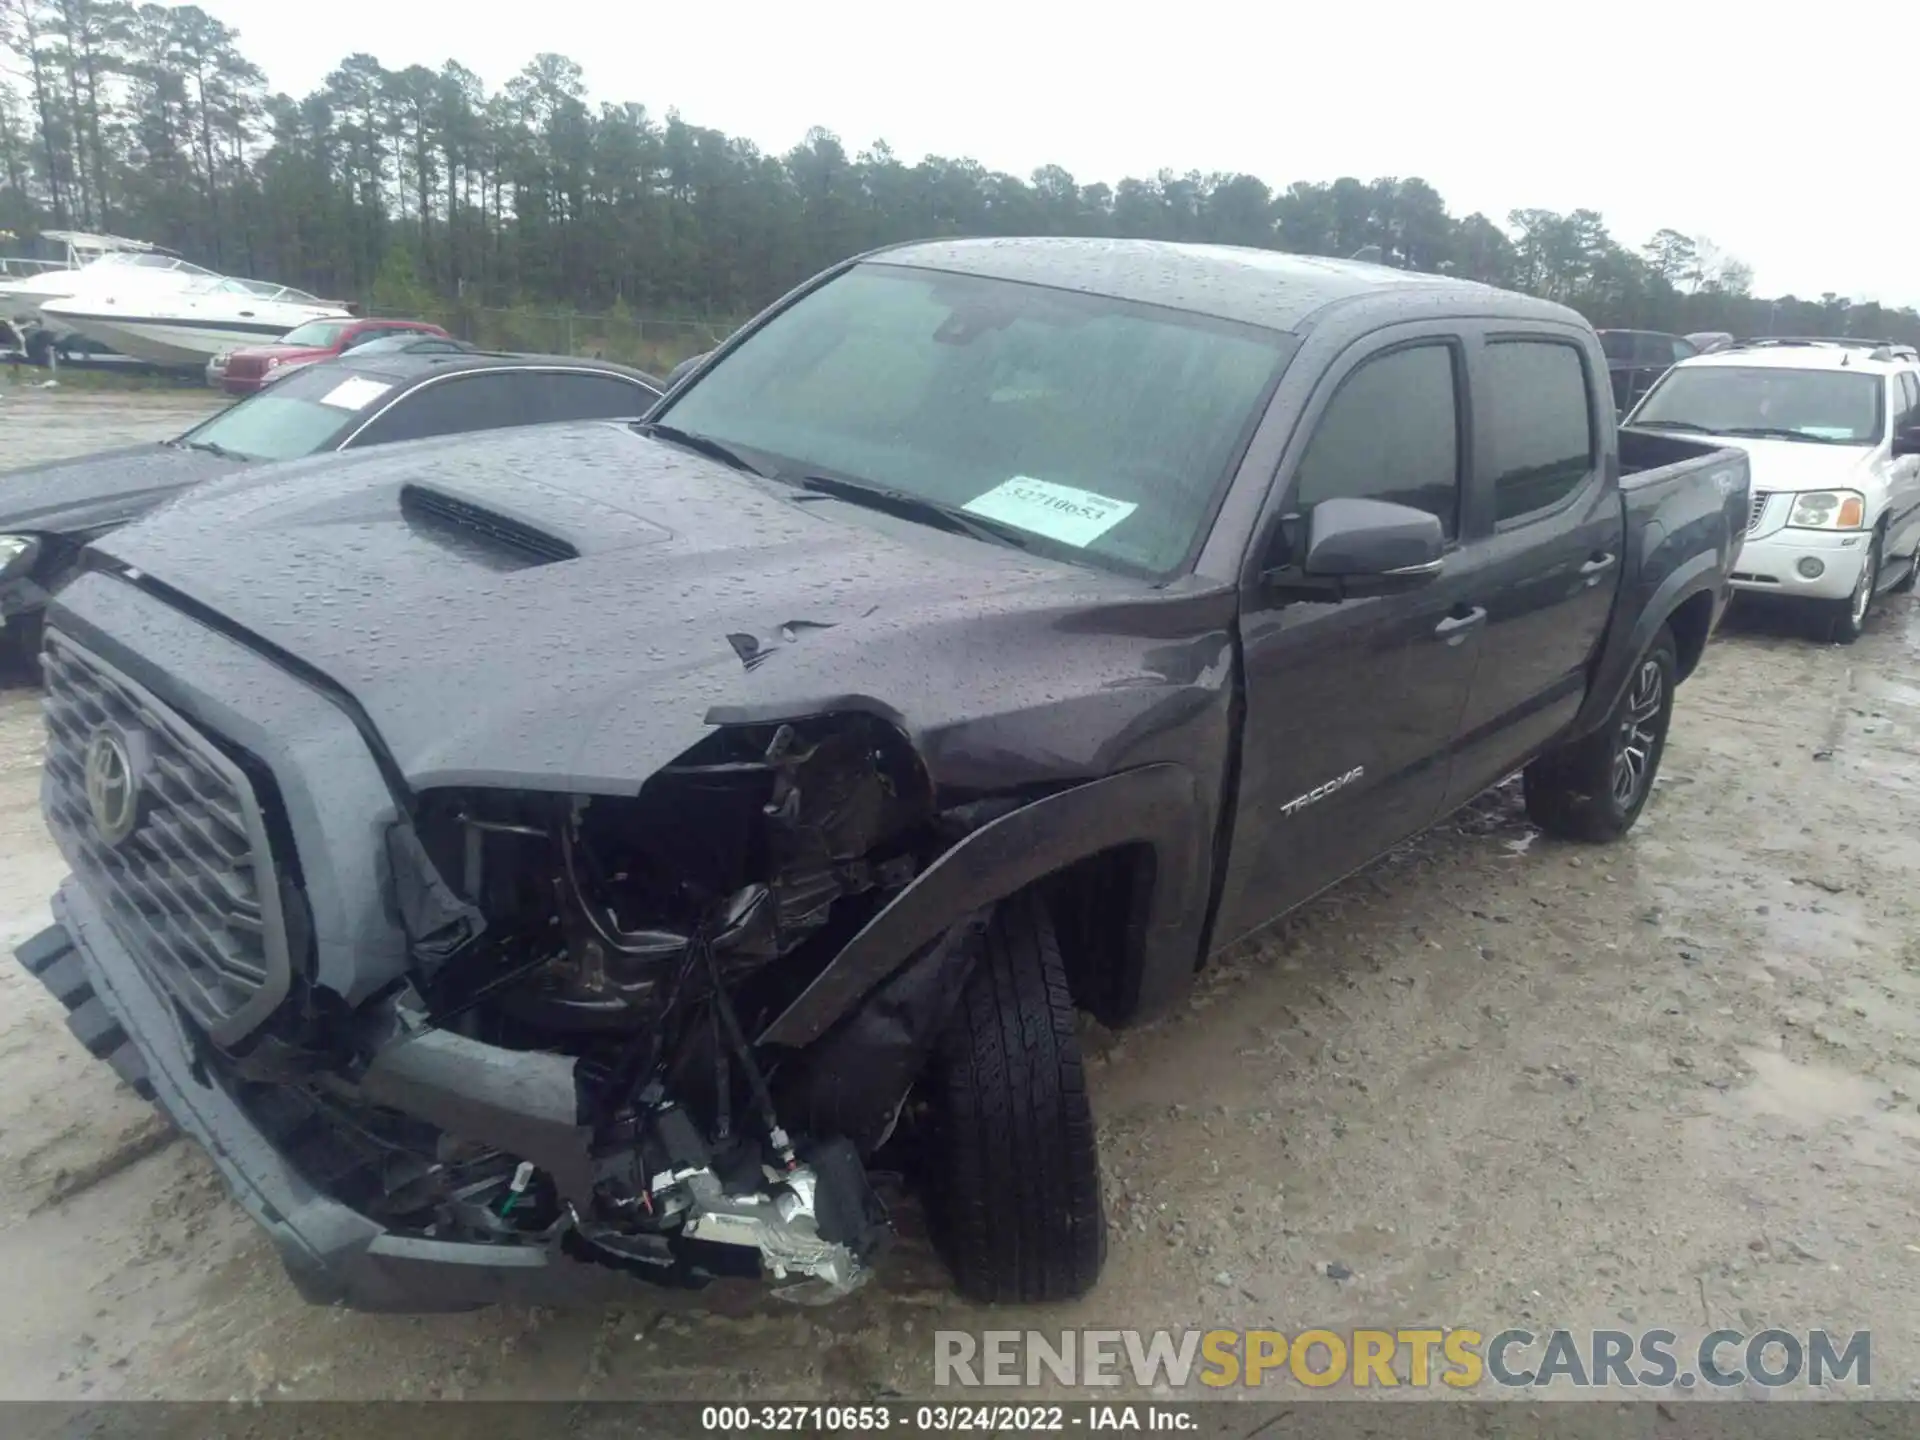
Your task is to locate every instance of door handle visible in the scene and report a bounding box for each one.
[1434,605,1487,644]
[1579,552,1617,574]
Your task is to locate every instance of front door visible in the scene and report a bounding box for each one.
[1211,331,1486,950]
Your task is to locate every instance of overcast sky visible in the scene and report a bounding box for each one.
[194,0,1920,306]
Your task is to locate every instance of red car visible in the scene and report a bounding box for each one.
[219,317,451,395]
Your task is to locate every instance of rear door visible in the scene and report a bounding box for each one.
[1211,327,1489,947]
[1442,327,1623,809]
[1886,371,1920,561]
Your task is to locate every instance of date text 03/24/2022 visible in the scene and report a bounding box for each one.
[700,1404,1192,1431]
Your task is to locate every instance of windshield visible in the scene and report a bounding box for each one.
[279,320,349,347]
[175,364,395,460]
[1633,365,1885,444]
[657,264,1294,577]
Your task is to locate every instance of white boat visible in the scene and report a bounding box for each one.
[0,231,182,350]
[3,243,215,334]
[39,276,352,367]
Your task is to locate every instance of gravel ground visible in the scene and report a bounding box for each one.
[2,384,1917,1410]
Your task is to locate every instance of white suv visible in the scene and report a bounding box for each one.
[1627,340,1920,642]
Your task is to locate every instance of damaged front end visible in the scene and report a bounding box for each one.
[213,711,973,1303]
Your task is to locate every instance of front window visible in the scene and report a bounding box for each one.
[173,364,391,461]
[656,264,1294,577]
[278,320,349,348]
[1632,365,1885,445]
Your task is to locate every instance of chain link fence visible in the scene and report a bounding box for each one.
[363,305,739,378]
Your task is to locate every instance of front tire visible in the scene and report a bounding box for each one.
[0,609,44,683]
[1825,533,1879,644]
[1524,626,1677,842]
[927,891,1106,1304]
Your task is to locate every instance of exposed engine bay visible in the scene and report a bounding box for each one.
[227,712,981,1302]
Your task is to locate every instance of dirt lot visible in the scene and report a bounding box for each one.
[2,383,1918,1407]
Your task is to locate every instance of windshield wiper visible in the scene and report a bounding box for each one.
[634,421,764,476]
[1717,426,1851,445]
[176,438,246,460]
[1630,418,1718,434]
[793,473,1031,551]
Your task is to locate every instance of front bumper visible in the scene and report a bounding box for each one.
[14,882,638,1312]
[1729,528,1869,602]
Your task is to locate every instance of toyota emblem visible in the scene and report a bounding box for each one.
[83,728,140,846]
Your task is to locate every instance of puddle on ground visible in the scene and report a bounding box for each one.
[1722,1048,1920,1172]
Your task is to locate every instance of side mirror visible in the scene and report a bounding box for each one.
[1894,427,1920,459]
[664,350,712,391]
[1274,496,1446,599]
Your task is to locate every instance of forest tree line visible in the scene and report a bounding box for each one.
[3,1,1917,347]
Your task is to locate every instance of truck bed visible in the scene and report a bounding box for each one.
[1561,425,1751,742]
[1618,425,1744,487]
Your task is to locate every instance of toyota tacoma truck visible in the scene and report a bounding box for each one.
[15,238,1749,1312]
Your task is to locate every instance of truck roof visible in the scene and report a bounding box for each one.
[874,236,1574,335]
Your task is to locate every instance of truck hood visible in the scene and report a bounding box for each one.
[0,443,245,536]
[1704,436,1876,493]
[93,422,1225,793]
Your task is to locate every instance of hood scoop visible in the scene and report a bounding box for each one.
[399,483,580,570]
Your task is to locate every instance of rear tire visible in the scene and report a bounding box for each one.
[1524,626,1677,843]
[927,890,1106,1304]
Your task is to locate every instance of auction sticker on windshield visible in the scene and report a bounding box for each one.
[318,376,393,410]
[963,476,1138,548]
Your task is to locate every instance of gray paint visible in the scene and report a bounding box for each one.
[0,442,237,535]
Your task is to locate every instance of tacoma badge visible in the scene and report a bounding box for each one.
[1278,765,1363,817]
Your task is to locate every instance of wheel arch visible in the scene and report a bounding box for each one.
[1570,554,1721,739]
[756,764,1212,1047]
[1666,587,1715,683]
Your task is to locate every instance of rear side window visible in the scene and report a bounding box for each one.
[1291,343,1461,537]
[1483,340,1595,523]
[525,371,660,423]
[1898,372,1920,429]
[352,374,532,447]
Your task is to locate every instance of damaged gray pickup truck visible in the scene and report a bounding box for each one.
[16,238,1750,1312]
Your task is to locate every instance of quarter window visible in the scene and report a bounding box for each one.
[1484,340,1595,523]
[525,371,661,423]
[1290,343,1461,538]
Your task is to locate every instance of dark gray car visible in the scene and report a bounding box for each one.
[0,352,662,661]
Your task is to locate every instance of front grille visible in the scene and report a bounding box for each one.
[1748,490,1771,534]
[40,632,293,1046]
